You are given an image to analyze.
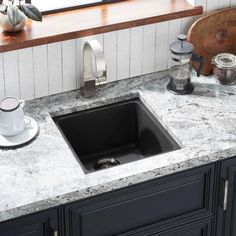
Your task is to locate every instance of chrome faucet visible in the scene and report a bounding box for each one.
[82,40,107,98]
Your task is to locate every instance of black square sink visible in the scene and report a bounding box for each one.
[53,99,180,173]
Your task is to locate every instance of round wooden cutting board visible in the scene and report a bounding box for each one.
[187,8,236,76]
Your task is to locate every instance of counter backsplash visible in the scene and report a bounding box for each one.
[0,0,234,102]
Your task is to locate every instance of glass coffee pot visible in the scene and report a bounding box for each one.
[167,34,204,95]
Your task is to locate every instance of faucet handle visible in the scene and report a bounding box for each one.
[96,70,107,86]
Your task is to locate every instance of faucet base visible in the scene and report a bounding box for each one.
[82,80,96,98]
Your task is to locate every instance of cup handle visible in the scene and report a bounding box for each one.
[20,100,25,108]
[24,117,31,127]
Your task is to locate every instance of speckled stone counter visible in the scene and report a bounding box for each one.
[1,70,236,222]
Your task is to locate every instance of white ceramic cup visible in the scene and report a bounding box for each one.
[0,97,30,136]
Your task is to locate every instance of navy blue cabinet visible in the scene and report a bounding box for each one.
[63,164,216,236]
[0,163,218,236]
[0,209,58,236]
[217,157,236,236]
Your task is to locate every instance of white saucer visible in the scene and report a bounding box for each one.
[0,116,39,148]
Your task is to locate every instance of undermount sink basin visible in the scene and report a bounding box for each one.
[53,99,180,173]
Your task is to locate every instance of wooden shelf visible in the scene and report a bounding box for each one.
[0,0,203,52]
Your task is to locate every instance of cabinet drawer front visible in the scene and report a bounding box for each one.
[122,218,212,236]
[155,222,209,236]
[64,165,215,236]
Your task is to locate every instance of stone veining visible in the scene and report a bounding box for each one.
[1,71,236,222]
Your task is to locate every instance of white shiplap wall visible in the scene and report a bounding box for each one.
[0,0,235,100]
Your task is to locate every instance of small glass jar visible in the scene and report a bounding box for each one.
[212,53,236,85]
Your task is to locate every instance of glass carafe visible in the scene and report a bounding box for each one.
[167,34,204,95]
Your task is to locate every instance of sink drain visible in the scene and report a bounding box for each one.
[95,158,120,170]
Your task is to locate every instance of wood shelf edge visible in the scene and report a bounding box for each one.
[0,2,203,53]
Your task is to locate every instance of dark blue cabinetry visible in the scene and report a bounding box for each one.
[0,161,222,236]
[0,208,58,236]
[63,164,216,236]
[217,158,236,236]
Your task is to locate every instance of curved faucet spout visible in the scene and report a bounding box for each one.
[82,40,107,98]
[83,40,107,85]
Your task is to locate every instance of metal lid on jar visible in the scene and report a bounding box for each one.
[212,53,236,69]
[169,34,194,55]
[0,97,20,112]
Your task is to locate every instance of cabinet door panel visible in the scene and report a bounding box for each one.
[0,208,58,236]
[64,164,215,236]
[217,157,236,236]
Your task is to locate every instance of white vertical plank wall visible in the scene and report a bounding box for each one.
[0,0,233,100]
[193,0,234,12]
[104,31,117,82]
[186,0,195,5]
[76,38,83,89]
[18,48,35,100]
[130,26,143,77]
[231,0,236,6]
[48,42,63,95]
[155,21,169,72]
[117,29,130,81]
[3,51,20,98]
[181,17,194,34]
[219,0,231,8]
[142,24,156,74]
[33,45,49,98]
[206,0,219,12]
[62,39,77,92]
[0,54,5,98]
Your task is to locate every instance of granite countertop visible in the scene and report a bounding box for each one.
[1,70,236,222]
